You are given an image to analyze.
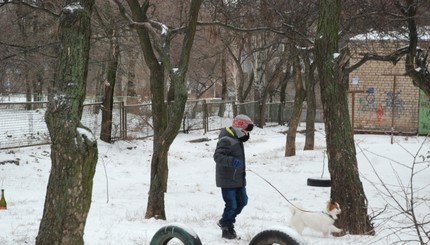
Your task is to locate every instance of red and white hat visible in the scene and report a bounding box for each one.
[232,114,253,130]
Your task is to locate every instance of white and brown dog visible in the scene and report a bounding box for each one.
[289,200,343,237]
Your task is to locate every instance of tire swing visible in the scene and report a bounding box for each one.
[150,223,202,245]
[307,177,331,187]
[249,229,302,245]
[307,150,331,187]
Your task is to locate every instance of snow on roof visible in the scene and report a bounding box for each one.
[350,28,430,41]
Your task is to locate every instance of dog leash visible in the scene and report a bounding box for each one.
[322,211,336,220]
[248,168,317,213]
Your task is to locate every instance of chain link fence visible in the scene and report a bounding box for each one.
[2,90,424,150]
[0,102,49,149]
[0,99,298,149]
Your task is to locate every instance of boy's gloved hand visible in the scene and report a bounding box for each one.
[232,159,242,168]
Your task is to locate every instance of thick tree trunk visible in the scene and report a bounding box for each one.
[315,0,374,235]
[145,141,168,219]
[37,134,97,244]
[285,53,305,156]
[37,1,97,245]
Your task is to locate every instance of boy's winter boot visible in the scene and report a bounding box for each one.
[217,220,237,239]
[221,227,237,239]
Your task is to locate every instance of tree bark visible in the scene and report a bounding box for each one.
[37,1,97,244]
[285,52,305,157]
[315,0,374,235]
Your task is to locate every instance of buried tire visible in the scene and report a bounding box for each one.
[150,224,202,245]
[307,177,331,187]
[249,229,301,245]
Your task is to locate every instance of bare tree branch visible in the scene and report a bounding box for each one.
[347,46,410,73]
[0,0,59,17]
[0,41,59,61]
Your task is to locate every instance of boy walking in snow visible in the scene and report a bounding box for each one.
[213,114,254,239]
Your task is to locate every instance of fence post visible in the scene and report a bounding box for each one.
[203,100,208,133]
[120,101,126,139]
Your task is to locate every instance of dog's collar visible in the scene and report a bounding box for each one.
[322,211,335,220]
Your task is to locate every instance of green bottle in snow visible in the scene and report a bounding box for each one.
[0,189,7,210]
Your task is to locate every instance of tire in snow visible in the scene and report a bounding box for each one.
[249,229,302,245]
[306,177,331,187]
[150,223,202,245]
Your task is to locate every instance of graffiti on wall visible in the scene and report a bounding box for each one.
[384,90,405,111]
[376,104,383,122]
[358,87,405,121]
[358,87,376,112]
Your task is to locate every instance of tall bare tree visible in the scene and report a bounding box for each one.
[115,0,203,219]
[315,0,374,235]
[302,51,317,150]
[36,0,97,244]
[93,2,121,143]
[285,48,305,156]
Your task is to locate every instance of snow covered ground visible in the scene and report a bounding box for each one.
[0,123,429,244]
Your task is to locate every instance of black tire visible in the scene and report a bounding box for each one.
[150,224,202,245]
[307,177,331,187]
[249,229,301,245]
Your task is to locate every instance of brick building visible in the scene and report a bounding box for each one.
[347,35,430,135]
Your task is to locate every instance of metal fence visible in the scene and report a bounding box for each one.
[0,99,298,149]
[0,102,49,149]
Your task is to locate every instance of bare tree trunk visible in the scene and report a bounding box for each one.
[258,59,283,128]
[303,53,316,150]
[100,28,119,143]
[278,64,290,126]
[224,39,251,106]
[285,52,305,157]
[36,1,97,244]
[145,140,168,218]
[218,52,226,117]
[118,0,203,220]
[16,4,31,109]
[315,0,374,235]
[34,73,44,102]
[25,72,32,109]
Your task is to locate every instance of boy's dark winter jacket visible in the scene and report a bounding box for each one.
[213,127,246,188]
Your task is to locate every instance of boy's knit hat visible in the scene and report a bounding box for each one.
[232,114,254,131]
